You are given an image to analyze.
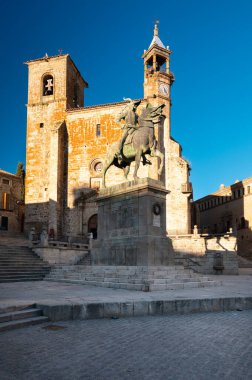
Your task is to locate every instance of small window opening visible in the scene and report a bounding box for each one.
[73,84,79,108]
[2,179,9,185]
[40,123,44,128]
[96,124,101,137]
[43,75,54,96]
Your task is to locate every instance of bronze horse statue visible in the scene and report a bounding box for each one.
[102,100,165,188]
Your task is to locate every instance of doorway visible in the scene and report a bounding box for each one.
[1,216,8,230]
[88,214,97,239]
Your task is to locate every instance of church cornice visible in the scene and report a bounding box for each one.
[66,99,143,113]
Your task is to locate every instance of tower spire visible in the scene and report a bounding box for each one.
[149,21,165,49]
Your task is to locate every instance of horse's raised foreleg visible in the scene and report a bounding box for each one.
[153,148,164,176]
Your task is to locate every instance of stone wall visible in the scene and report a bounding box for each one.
[34,246,89,265]
[0,170,24,233]
[171,234,238,274]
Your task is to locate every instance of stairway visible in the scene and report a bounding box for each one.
[0,305,49,332]
[77,252,92,266]
[46,265,221,291]
[0,245,51,283]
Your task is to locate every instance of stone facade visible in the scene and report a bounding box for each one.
[193,177,252,258]
[24,25,192,239]
[0,170,24,233]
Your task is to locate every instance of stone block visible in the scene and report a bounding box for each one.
[120,303,134,317]
[103,303,120,318]
[133,301,149,316]
[39,304,73,321]
[148,301,164,315]
[85,303,104,319]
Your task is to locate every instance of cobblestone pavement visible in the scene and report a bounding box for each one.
[0,311,251,380]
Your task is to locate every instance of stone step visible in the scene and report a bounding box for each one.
[49,267,195,276]
[47,271,199,281]
[47,278,145,291]
[0,269,50,273]
[0,252,44,256]
[0,253,43,257]
[0,277,46,283]
[46,264,221,292]
[0,305,49,332]
[0,259,50,263]
[0,316,49,332]
[149,281,220,291]
[0,242,51,284]
[0,308,43,323]
[48,274,213,286]
[0,272,47,278]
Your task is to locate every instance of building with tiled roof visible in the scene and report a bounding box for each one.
[193,177,252,258]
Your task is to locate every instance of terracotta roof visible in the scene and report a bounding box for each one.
[0,169,20,179]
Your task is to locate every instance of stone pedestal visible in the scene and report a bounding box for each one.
[92,178,174,266]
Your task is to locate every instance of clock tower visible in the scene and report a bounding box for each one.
[142,23,174,136]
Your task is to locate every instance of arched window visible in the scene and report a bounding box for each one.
[88,214,97,239]
[43,74,54,96]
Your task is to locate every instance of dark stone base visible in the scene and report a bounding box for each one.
[92,235,174,266]
[91,178,174,266]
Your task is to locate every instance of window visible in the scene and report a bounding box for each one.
[96,124,101,137]
[2,192,10,210]
[40,123,44,128]
[248,186,251,194]
[43,74,54,96]
[73,84,80,107]
[2,179,9,185]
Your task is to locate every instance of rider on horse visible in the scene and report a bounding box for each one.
[116,98,141,163]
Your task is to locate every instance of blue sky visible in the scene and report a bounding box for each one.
[0,0,251,199]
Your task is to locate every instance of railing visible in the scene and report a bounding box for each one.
[181,182,192,194]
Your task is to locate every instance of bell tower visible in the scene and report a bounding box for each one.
[142,23,174,136]
[24,54,88,237]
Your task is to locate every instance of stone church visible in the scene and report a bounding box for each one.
[24,25,192,240]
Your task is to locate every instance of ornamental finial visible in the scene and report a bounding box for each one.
[154,20,159,36]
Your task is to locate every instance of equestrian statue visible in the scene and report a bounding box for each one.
[102,98,165,188]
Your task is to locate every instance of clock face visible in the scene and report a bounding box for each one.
[159,83,169,95]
